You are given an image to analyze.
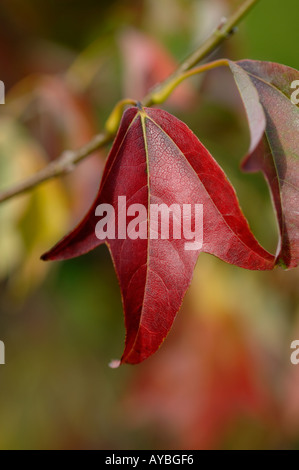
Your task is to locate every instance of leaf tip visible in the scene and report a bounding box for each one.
[276,257,288,270]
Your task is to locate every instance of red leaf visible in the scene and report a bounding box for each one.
[41,106,274,364]
[229,60,299,268]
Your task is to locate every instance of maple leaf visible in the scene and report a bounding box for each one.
[41,106,274,365]
[229,60,299,268]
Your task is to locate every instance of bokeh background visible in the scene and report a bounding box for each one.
[0,0,299,450]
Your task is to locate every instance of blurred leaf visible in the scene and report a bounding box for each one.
[124,306,278,450]
[119,28,197,109]
[0,117,69,295]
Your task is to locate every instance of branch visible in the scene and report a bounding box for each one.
[0,0,260,204]
[0,132,112,203]
[143,0,260,106]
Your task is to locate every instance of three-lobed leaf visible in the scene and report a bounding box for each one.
[42,106,274,364]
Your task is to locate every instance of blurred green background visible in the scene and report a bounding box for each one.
[0,0,299,450]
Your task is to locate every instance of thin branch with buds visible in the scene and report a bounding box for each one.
[0,0,260,204]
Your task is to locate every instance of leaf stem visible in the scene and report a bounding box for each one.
[148,59,229,105]
[0,0,260,204]
[105,98,138,134]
